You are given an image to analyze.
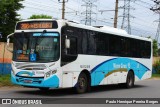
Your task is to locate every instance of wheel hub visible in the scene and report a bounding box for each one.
[79,78,85,89]
[128,76,132,86]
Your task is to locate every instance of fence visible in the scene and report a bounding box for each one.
[0,42,12,75]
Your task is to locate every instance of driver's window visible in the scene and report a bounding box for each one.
[66,36,77,55]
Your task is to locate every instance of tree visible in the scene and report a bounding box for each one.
[29,14,52,19]
[158,48,160,56]
[0,0,24,42]
[153,39,158,56]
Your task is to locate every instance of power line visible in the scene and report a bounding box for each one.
[51,0,76,12]
[98,1,156,31]
[99,0,119,28]
[134,2,150,9]
[138,0,153,6]
[65,10,113,25]
[120,0,136,34]
[20,0,156,38]
[81,0,98,25]
[23,5,154,36]
[58,0,69,19]
[150,0,160,42]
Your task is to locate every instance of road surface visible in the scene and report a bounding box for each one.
[0,79,160,107]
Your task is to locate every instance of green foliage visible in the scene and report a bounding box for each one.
[158,48,160,56]
[153,60,160,74]
[153,39,158,56]
[147,36,151,39]
[152,74,160,78]
[28,14,52,19]
[0,0,24,42]
[0,74,15,87]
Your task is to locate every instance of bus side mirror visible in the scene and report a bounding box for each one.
[65,36,70,49]
[7,38,10,46]
[6,33,14,52]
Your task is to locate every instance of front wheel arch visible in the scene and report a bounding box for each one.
[81,70,91,91]
[75,70,91,93]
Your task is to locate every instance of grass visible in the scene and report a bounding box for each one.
[152,74,160,78]
[0,74,16,87]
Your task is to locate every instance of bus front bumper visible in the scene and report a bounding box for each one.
[11,73,59,88]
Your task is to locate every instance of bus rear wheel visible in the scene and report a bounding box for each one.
[126,71,134,88]
[75,72,88,94]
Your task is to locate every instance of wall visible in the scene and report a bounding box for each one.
[0,42,13,75]
[153,57,160,65]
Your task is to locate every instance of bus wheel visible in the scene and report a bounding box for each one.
[39,87,49,91]
[75,72,88,94]
[126,71,134,88]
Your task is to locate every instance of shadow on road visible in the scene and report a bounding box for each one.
[15,84,148,97]
[90,84,147,94]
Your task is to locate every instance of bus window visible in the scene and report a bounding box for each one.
[87,31,96,55]
[67,36,77,55]
[121,37,130,57]
[61,26,78,66]
[82,30,88,54]
[109,35,121,56]
[130,39,138,58]
[95,33,109,55]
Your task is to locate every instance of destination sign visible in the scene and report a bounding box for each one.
[16,21,58,30]
[17,54,29,61]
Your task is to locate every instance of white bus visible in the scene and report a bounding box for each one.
[7,19,152,93]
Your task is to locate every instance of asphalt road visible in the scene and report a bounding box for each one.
[0,79,160,107]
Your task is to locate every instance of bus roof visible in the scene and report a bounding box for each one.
[65,21,152,42]
[17,19,56,22]
[16,19,152,42]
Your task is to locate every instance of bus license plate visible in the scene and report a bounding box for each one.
[24,79,32,83]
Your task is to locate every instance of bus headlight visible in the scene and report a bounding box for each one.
[45,71,51,78]
[52,70,57,74]
[45,69,57,78]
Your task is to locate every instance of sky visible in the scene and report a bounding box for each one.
[18,0,158,40]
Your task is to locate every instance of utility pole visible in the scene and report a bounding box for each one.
[58,0,68,19]
[99,0,119,28]
[156,14,160,41]
[150,0,160,43]
[114,0,119,28]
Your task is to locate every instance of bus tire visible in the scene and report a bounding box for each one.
[39,87,49,91]
[126,71,134,88]
[75,72,88,94]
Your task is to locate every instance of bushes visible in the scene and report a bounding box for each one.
[153,60,160,74]
[0,74,15,87]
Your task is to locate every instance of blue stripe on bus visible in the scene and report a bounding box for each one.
[90,58,150,86]
[11,72,59,88]
[33,33,59,37]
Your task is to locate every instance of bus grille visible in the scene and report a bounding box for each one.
[15,63,46,70]
[16,77,44,84]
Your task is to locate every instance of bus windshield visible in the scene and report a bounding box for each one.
[13,32,60,62]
